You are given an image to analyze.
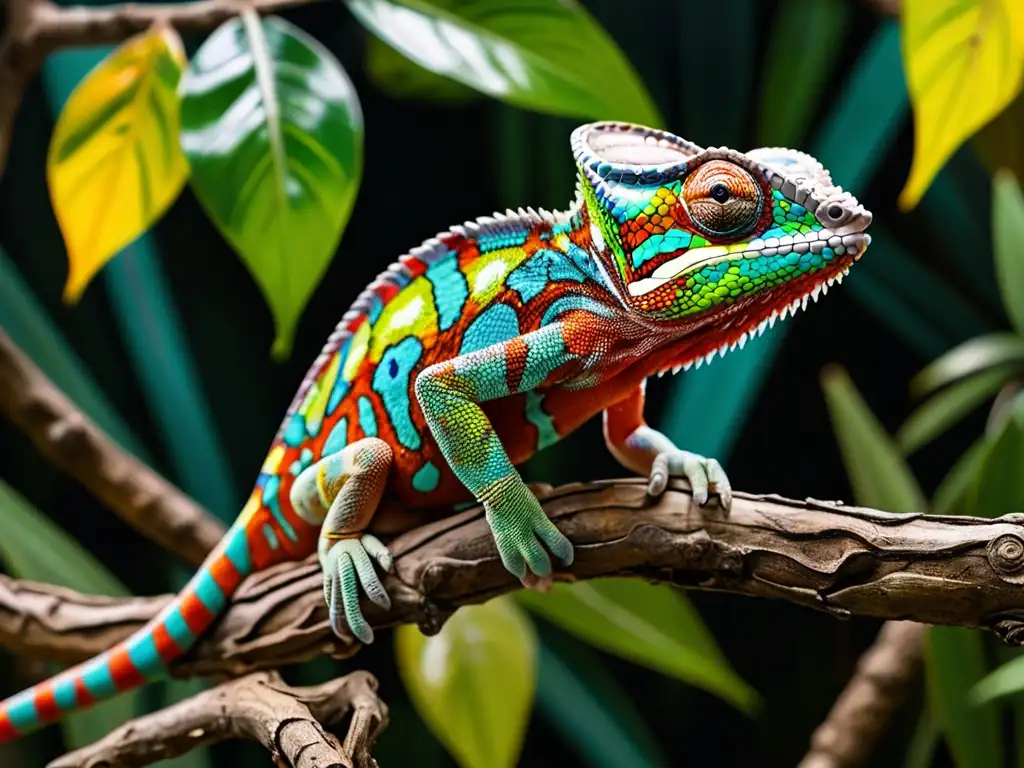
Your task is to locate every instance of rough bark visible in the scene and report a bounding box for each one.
[5,480,1024,682]
[48,670,387,768]
[798,621,925,768]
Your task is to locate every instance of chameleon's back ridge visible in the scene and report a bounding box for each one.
[0,120,873,743]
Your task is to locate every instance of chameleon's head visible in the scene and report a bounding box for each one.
[571,122,872,354]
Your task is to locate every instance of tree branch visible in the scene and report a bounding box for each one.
[0,0,318,181]
[0,327,225,565]
[798,621,925,768]
[4,479,1024,679]
[48,670,387,768]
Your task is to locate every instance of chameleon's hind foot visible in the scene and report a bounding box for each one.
[322,533,394,644]
[483,474,573,586]
[647,449,733,511]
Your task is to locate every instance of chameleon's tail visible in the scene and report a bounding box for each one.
[0,519,256,742]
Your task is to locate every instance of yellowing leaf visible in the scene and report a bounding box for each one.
[899,0,1024,209]
[48,24,188,302]
[395,597,536,768]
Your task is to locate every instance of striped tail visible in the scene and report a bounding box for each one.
[0,519,256,742]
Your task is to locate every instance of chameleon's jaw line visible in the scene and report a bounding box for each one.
[652,233,871,378]
[626,230,871,297]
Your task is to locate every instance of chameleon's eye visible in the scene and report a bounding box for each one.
[682,160,763,239]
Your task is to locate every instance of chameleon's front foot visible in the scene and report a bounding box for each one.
[647,450,733,511]
[321,533,394,644]
[483,474,574,586]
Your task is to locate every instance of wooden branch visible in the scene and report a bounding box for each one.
[4,479,1024,679]
[0,327,225,565]
[48,670,387,768]
[0,0,318,181]
[798,621,925,768]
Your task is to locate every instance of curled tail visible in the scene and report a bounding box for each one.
[0,519,257,743]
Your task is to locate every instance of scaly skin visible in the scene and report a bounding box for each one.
[0,122,872,741]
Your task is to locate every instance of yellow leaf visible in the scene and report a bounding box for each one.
[899,0,1024,209]
[48,24,188,302]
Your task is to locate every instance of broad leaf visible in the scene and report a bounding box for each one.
[517,579,758,714]
[179,13,364,359]
[365,32,477,102]
[395,597,536,768]
[0,482,142,748]
[904,705,941,768]
[910,332,1024,397]
[898,0,1024,209]
[993,169,1024,334]
[897,367,1010,454]
[925,626,1004,768]
[820,365,927,513]
[47,25,188,303]
[345,0,661,126]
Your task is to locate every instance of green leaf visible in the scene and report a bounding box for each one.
[535,636,667,768]
[820,365,927,512]
[911,332,1024,397]
[756,0,850,148]
[0,482,142,747]
[516,579,758,714]
[931,435,989,513]
[925,626,1004,768]
[395,597,537,768]
[365,29,477,103]
[897,367,1011,455]
[179,13,364,359]
[972,655,1024,706]
[903,704,940,768]
[993,169,1024,334]
[964,392,1024,518]
[345,0,661,126]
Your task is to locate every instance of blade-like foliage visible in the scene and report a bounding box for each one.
[47,25,188,302]
[395,597,537,768]
[897,367,1010,454]
[517,579,758,714]
[993,169,1024,334]
[345,0,661,126]
[179,13,364,359]
[910,333,1024,397]
[0,482,142,749]
[820,365,927,512]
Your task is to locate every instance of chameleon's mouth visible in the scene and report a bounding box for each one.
[626,231,871,297]
[650,232,871,378]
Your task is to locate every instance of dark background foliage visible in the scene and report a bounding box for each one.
[0,0,1001,764]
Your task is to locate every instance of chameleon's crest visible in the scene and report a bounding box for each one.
[571,122,872,333]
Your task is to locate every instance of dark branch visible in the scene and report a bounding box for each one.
[4,479,1024,680]
[48,670,387,768]
[0,327,225,565]
[798,621,924,768]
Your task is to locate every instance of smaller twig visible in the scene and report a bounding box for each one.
[798,621,925,768]
[0,327,225,566]
[48,670,387,768]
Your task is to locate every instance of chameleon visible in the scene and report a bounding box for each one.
[0,121,871,742]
